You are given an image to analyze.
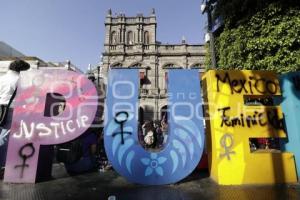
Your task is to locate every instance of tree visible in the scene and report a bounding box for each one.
[212,0,300,73]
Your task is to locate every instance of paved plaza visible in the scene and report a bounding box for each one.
[1,164,300,200]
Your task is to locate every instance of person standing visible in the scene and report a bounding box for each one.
[0,60,30,126]
[0,59,30,178]
[161,115,168,145]
[154,121,163,148]
[143,121,157,148]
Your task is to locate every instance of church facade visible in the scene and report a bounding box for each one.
[99,9,206,122]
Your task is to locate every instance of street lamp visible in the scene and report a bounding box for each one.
[201,0,217,69]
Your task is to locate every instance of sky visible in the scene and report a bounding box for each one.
[0,0,207,72]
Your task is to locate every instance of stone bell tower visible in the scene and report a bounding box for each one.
[97,9,206,122]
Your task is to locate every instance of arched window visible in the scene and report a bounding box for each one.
[144,31,150,44]
[111,31,117,44]
[127,31,133,45]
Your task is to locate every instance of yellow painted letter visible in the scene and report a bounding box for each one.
[202,70,297,185]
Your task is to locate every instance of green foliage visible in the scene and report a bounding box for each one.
[214,1,300,73]
[204,43,212,70]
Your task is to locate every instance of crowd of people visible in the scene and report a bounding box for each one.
[249,138,280,152]
[138,115,169,150]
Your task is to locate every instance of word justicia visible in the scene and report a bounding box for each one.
[12,116,89,139]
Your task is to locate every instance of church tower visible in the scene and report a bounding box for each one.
[98,9,206,122]
[103,9,157,54]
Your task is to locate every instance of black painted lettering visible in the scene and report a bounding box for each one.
[240,114,245,127]
[218,107,232,127]
[231,117,241,127]
[246,116,252,128]
[216,73,233,94]
[267,109,283,130]
[248,76,254,94]
[266,80,278,94]
[238,79,248,93]
[258,113,267,126]
[231,79,239,93]
[255,78,267,94]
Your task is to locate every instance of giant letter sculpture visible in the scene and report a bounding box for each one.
[4,69,97,183]
[280,72,300,179]
[202,70,297,185]
[104,69,205,185]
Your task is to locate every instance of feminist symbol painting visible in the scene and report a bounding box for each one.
[112,111,132,145]
[219,134,235,160]
[14,143,35,178]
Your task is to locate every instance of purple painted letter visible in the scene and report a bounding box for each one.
[4,69,97,183]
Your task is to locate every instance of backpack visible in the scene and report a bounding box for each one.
[56,138,83,164]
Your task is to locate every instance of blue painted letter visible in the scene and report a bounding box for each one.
[104,69,205,185]
[280,72,300,178]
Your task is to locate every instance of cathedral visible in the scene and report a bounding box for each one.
[98,9,206,122]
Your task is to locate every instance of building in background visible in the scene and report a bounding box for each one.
[93,9,206,122]
[0,42,104,124]
[0,57,81,76]
[0,41,82,75]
